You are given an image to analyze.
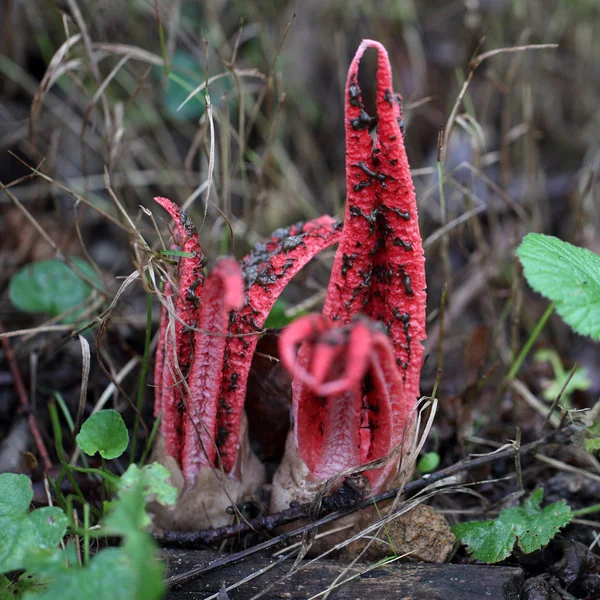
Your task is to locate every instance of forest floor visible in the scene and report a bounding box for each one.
[1,1,600,599]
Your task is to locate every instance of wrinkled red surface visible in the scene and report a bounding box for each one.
[279,314,372,396]
[154,197,205,464]
[153,281,170,419]
[281,316,406,490]
[154,200,342,481]
[182,257,244,484]
[284,40,427,492]
[322,40,426,405]
[219,216,342,473]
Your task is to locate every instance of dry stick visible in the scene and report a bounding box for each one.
[0,325,74,340]
[162,424,578,589]
[435,284,447,397]
[541,362,579,431]
[0,321,52,471]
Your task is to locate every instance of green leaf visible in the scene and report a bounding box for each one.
[534,348,591,405]
[23,547,136,600]
[161,51,206,121]
[585,421,600,453]
[585,436,600,453]
[9,258,102,323]
[0,572,46,599]
[452,518,515,563]
[265,299,309,329]
[102,472,165,598]
[76,410,129,460]
[0,474,68,574]
[119,463,177,508]
[24,477,165,600]
[452,488,573,563]
[0,472,32,516]
[503,489,572,554]
[417,452,440,474]
[517,233,600,340]
[264,299,292,328]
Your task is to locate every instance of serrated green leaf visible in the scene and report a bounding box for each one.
[523,486,544,510]
[24,479,165,600]
[120,463,177,507]
[9,258,102,324]
[0,572,45,599]
[0,474,68,574]
[452,487,573,563]
[76,410,129,460]
[585,424,600,453]
[497,489,572,553]
[517,233,600,340]
[451,518,516,563]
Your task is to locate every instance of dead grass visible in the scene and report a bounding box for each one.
[1,0,600,597]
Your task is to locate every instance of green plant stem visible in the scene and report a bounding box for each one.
[70,466,120,488]
[372,499,397,556]
[155,0,169,77]
[48,402,87,507]
[51,390,75,433]
[100,456,106,514]
[139,412,162,466]
[131,288,153,463]
[572,503,600,517]
[436,155,452,293]
[83,502,90,566]
[507,302,555,381]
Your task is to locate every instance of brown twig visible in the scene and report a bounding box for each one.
[0,321,52,471]
[161,424,579,589]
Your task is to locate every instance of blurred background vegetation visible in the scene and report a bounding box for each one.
[0,0,599,480]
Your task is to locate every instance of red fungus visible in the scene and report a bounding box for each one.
[153,200,343,486]
[218,216,342,473]
[273,40,426,509]
[182,257,244,484]
[153,197,205,465]
[280,315,406,490]
[279,313,373,396]
[323,40,426,405]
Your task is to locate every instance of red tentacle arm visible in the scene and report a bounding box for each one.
[279,316,406,491]
[154,197,206,464]
[218,216,343,474]
[279,314,372,397]
[153,281,170,419]
[181,257,244,485]
[322,40,426,405]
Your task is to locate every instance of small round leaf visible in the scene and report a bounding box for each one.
[76,410,129,459]
[417,451,440,474]
[9,258,102,323]
[0,473,33,517]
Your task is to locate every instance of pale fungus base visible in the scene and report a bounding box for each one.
[269,420,444,559]
[149,413,265,530]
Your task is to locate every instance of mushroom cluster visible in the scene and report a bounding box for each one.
[151,39,426,530]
